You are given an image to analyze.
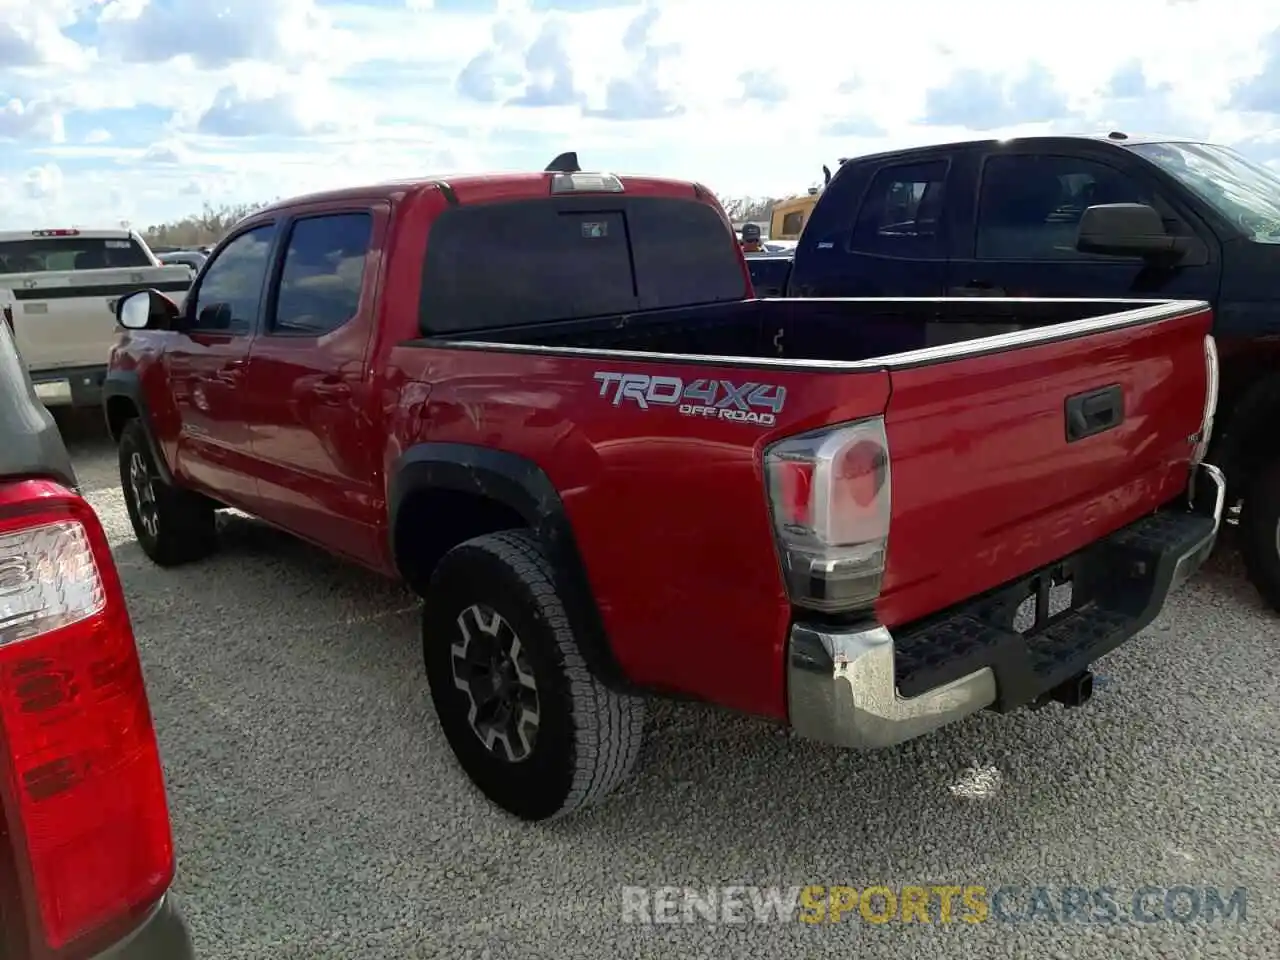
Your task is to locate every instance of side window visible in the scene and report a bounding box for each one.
[975,155,1176,260]
[851,160,949,257]
[781,211,805,235]
[270,213,373,336]
[189,225,275,334]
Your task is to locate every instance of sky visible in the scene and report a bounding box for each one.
[3,0,1280,230]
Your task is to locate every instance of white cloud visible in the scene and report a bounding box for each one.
[139,139,191,164]
[194,74,365,138]
[0,0,90,68]
[96,0,342,70]
[1,0,1279,226]
[0,98,66,142]
[737,69,787,107]
[22,162,63,200]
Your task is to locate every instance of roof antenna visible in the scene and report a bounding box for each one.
[822,164,832,185]
[545,152,581,173]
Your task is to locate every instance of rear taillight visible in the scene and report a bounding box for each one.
[764,417,891,613]
[1192,334,1218,466]
[0,481,173,953]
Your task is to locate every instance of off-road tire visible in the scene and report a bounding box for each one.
[1241,456,1280,614]
[423,529,646,821]
[119,419,217,567]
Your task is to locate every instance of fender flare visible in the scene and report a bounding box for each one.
[102,370,174,485]
[388,443,630,690]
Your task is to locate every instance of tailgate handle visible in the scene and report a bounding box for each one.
[1065,384,1123,442]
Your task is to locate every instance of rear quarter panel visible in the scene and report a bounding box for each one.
[386,343,891,718]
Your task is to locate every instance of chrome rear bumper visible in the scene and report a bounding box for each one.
[787,463,1225,750]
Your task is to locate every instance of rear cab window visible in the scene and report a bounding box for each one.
[418,194,746,336]
[0,235,152,273]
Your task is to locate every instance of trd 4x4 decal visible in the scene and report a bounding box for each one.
[593,372,786,427]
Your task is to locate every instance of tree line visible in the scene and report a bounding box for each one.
[141,201,272,248]
[140,194,784,249]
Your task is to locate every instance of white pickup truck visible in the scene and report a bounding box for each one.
[0,228,195,408]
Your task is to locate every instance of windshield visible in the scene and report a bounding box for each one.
[1128,141,1280,243]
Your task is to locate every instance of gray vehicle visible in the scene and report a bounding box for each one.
[0,321,193,958]
[157,250,207,273]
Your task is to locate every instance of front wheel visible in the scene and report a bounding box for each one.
[423,530,646,821]
[119,419,218,567]
[1241,457,1280,614]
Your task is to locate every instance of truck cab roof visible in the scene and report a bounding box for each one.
[250,169,717,217]
[837,132,1205,169]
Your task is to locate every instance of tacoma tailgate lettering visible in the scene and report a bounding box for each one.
[593,371,786,426]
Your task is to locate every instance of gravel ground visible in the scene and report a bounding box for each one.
[58,412,1280,959]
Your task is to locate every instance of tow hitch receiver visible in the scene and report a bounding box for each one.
[1030,670,1095,710]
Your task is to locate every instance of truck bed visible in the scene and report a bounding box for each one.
[445,296,1174,365]
[413,296,1213,687]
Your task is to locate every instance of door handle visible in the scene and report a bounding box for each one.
[314,378,350,404]
[213,359,246,385]
[949,281,1006,297]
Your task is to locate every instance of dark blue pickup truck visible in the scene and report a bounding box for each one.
[749,133,1280,613]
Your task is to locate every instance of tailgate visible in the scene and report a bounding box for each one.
[3,266,192,371]
[876,300,1214,628]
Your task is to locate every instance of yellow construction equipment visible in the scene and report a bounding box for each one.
[769,189,820,241]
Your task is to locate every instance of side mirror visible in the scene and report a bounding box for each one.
[117,288,181,330]
[197,303,233,330]
[1076,203,1191,261]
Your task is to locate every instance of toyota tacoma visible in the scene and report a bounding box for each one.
[102,153,1223,822]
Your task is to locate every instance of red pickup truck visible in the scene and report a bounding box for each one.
[103,155,1224,822]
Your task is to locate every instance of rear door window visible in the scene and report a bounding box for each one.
[419,196,744,335]
[850,160,949,258]
[269,212,372,336]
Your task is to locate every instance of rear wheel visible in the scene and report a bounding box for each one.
[423,529,646,821]
[119,419,217,567]
[1240,456,1280,614]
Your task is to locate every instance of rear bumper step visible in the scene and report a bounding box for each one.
[786,462,1225,750]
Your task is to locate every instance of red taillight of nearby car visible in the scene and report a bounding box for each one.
[0,480,174,955]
